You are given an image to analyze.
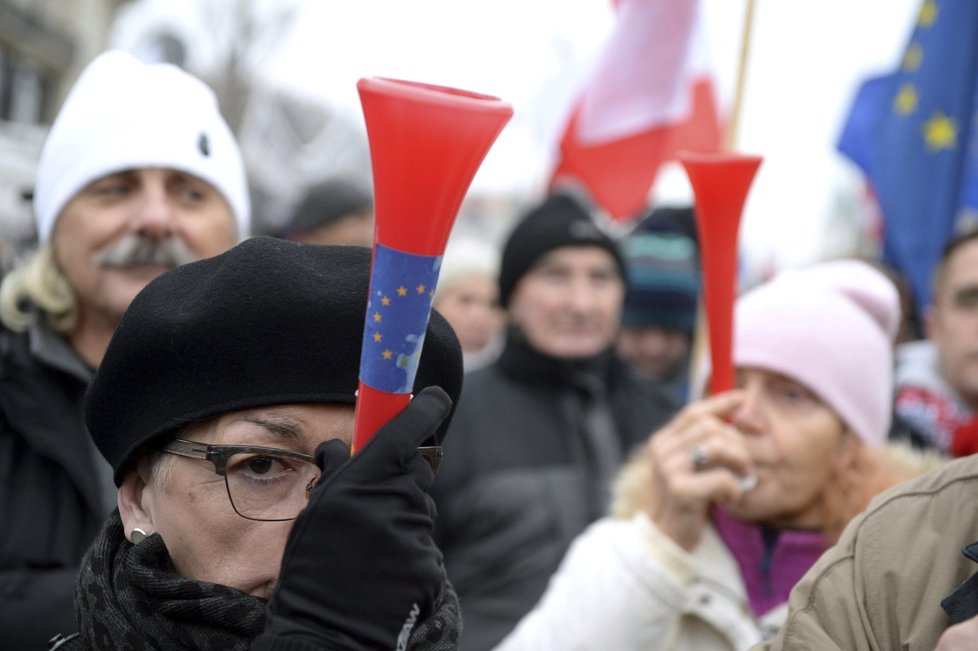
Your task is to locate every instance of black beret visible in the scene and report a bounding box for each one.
[85,236,462,485]
[498,193,626,308]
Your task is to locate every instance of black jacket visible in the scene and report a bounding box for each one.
[431,332,678,651]
[0,326,115,649]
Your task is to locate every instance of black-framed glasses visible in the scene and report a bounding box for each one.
[160,439,445,522]
[160,439,320,522]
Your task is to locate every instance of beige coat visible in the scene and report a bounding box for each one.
[759,454,978,650]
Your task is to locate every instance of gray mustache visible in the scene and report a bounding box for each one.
[97,235,197,269]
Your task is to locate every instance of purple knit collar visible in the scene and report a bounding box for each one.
[713,508,826,617]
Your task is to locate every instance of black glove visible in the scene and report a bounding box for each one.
[253,387,451,651]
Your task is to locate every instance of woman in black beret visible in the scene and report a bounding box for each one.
[50,237,463,651]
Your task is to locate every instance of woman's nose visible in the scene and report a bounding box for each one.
[730,384,763,434]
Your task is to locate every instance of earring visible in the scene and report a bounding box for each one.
[130,528,148,544]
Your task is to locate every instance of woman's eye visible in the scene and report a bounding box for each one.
[246,456,275,475]
[776,384,815,406]
[231,454,293,479]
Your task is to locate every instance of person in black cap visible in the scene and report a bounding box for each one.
[430,193,677,651]
[51,237,463,650]
[283,177,375,247]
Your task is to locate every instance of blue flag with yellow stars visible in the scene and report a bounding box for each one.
[360,244,441,394]
[837,0,978,320]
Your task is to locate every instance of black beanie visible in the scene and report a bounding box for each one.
[85,237,462,485]
[498,194,626,308]
[286,178,373,237]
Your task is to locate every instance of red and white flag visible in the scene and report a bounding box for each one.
[551,0,722,221]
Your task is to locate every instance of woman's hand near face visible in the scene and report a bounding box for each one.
[644,390,755,551]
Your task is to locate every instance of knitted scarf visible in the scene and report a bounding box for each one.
[72,511,461,650]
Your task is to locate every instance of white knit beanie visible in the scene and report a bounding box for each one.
[33,50,250,244]
[733,259,899,447]
[433,237,500,303]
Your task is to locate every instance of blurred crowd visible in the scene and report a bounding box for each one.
[3,49,978,651]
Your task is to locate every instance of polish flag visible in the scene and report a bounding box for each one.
[551,0,722,221]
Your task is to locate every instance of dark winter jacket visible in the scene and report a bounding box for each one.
[431,332,677,651]
[0,325,115,649]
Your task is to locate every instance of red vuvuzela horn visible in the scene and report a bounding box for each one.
[678,150,762,396]
[353,78,512,453]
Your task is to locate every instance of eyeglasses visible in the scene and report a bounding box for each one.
[160,439,320,522]
[159,439,445,522]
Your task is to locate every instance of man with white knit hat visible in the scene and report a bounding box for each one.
[0,50,248,647]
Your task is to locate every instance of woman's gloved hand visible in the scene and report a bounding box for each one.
[253,386,452,651]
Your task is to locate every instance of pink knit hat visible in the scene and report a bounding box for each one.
[732,259,899,447]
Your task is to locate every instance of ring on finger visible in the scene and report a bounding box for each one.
[690,445,709,471]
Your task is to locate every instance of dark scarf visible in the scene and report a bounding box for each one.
[75,512,266,650]
[73,512,462,650]
[495,326,618,389]
[497,328,624,517]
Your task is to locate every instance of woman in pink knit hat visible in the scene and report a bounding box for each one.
[495,259,942,651]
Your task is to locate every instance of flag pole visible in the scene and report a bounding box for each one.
[723,0,757,149]
[687,0,758,401]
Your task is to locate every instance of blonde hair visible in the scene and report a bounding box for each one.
[820,439,944,543]
[0,245,77,334]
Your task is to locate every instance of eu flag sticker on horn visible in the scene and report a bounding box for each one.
[352,77,513,453]
[359,244,441,394]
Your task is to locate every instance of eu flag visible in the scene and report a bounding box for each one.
[837,0,978,318]
[359,243,441,394]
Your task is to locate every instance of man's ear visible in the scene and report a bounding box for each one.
[118,459,156,542]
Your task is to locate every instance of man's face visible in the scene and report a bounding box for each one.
[616,325,691,380]
[433,275,503,354]
[927,238,978,406]
[136,403,355,599]
[52,167,237,329]
[507,246,624,359]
